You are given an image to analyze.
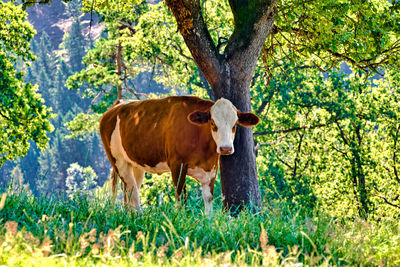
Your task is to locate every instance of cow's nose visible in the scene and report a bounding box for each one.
[219,146,233,155]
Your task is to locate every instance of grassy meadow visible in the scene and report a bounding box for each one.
[1,182,400,266]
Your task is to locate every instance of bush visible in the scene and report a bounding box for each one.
[65,163,98,198]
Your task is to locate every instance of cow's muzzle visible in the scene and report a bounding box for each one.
[219,146,233,155]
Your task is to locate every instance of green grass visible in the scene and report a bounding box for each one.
[1,189,400,266]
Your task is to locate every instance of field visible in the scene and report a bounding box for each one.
[1,185,400,266]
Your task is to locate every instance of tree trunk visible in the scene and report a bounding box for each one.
[354,125,369,218]
[350,150,369,219]
[220,98,261,212]
[212,61,261,213]
[165,0,276,214]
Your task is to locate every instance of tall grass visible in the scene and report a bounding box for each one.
[1,187,400,266]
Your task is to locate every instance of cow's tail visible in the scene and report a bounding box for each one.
[111,168,119,203]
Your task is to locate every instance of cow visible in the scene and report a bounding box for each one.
[99,96,259,215]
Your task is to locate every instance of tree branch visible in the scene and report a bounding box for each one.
[254,121,334,136]
[336,121,349,146]
[373,193,400,210]
[257,132,289,146]
[169,42,193,62]
[90,0,95,29]
[392,124,400,183]
[256,100,269,115]
[0,110,12,122]
[331,145,349,159]
[225,0,277,81]
[121,69,149,99]
[293,132,304,179]
[117,20,137,35]
[273,150,293,170]
[165,0,221,88]
[256,87,276,115]
[87,91,105,114]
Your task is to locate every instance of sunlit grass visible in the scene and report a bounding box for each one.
[1,187,400,266]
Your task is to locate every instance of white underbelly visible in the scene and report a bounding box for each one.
[139,162,170,174]
[188,166,217,185]
[110,116,170,174]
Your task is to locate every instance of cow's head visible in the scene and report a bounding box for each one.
[188,98,260,155]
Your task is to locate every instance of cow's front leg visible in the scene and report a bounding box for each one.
[126,176,142,212]
[170,163,188,204]
[202,177,215,216]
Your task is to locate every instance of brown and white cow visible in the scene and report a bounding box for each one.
[99,96,259,215]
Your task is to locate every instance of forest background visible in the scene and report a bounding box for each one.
[1,0,400,265]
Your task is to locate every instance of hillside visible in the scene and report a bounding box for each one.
[26,0,102,49]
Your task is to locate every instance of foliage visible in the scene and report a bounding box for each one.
[0,2,53,166]
[266,0,400,75]
[65,163,98,198]
[65,113,102,139]
[253,61,400,218]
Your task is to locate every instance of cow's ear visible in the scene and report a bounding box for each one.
[188,111,211,125]
[237,111,260,127]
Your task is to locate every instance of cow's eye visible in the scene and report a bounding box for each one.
[232,125,237,133]
[211,121,218,132]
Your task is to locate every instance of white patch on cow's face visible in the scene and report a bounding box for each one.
[210,98,238,155]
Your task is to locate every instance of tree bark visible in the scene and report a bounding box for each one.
[165,0,277,214]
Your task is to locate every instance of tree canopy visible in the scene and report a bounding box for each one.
[264,0,400,75]
[0,2,53,166]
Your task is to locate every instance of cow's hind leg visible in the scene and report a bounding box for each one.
[121,182,128,209]
[133,167,145,190]
[115,159,142,212]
